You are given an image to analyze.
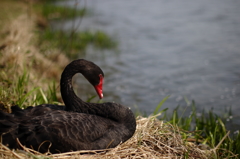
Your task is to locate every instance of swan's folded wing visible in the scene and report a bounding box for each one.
[47,111,123,150]
[17,110,123,153]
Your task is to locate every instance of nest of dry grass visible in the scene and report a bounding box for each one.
[0,114,213,159]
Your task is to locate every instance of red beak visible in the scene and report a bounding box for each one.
[94,74,104,99]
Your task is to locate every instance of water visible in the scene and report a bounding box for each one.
[55,0,240,125]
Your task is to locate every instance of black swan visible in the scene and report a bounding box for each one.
[0,59,136,153]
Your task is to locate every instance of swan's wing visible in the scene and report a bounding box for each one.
[17,110,123,153]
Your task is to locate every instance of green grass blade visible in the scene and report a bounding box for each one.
[39,88,48,104]
[86,95,96,102]
[153,95,170,115]
[16,87,41,108]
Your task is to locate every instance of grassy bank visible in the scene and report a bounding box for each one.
[0,0,239,158]
[0,0,69,111]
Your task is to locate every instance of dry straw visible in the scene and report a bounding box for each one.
[0,114,213,159]
[0,13,69,89]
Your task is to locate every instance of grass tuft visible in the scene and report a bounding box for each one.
[153,98,240,158]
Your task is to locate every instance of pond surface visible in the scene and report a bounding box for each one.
[55,0,240,126]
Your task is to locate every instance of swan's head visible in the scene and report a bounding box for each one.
[79,59,105,99]
[62,59,105,99]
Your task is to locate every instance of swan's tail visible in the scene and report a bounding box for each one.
[0,110,20,149]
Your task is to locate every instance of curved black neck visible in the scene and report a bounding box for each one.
[60,62,84,112]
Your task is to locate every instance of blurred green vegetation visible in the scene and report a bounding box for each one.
[35,0,117,58]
